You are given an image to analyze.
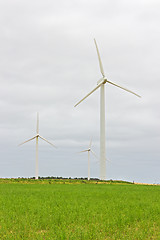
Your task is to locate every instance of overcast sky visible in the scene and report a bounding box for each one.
[0,0,159,183]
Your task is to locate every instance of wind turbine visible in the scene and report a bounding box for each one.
[78,138,97,180]
[19,112,56,179]
[74,39,141,180]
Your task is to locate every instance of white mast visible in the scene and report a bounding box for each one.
[100,84,106,179]
[78,138,97,180]
[35,112,39,179]
[88,151,90,181]
[75,39,140,180]
[19,112,56,179]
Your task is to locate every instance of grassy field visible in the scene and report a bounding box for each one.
[0,179,160,239]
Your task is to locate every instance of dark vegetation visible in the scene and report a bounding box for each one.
[0,177,134,185]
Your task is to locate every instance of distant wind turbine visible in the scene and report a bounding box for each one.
[19,112,56,179]
[78,138,97,180]
[75,39,141,180]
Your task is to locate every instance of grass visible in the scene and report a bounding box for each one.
[0,179,160,239]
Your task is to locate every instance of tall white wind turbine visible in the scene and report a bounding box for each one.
[74,39,141,180]
[19,113,56,179]
[79,138,97,180]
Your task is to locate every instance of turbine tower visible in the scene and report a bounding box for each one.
[19,112,56,179]
[74,39,141,180]
[78,138,97,180]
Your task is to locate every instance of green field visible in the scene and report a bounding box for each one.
[0,179,160,239]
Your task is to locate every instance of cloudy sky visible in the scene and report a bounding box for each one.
[0,0,159,183]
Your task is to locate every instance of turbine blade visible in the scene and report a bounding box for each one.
[94,39,105,77]
[74,82,103,107]
[18,136,37,146]
[106,80,141,98]
[89,137,92,148]
[91,150,98,159]
[37,112,39,134]
[39,135,57,148]
[78,149,89,153]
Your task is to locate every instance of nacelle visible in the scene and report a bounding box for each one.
[97,77,107,85]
